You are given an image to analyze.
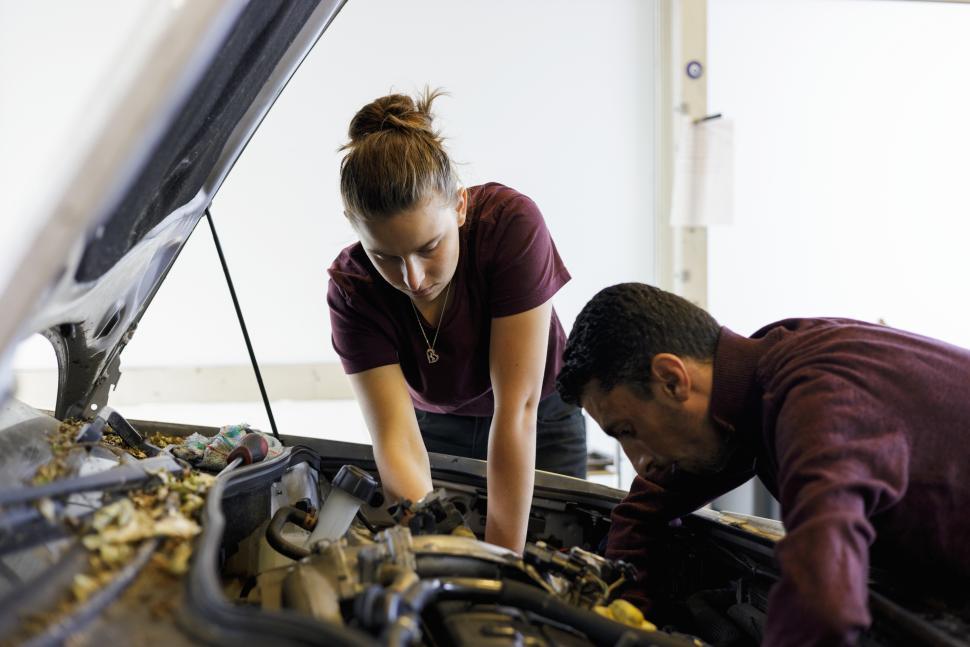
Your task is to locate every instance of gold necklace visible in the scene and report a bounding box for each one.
[410,281,452,364]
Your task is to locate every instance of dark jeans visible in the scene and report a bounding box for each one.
[415,392,587,478]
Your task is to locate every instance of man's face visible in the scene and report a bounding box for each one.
[353,188,466,306]
[581,359,729,486]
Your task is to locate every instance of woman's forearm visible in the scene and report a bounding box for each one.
[348,366,434,506]
[485,410,537,553]
[374,434,433,504]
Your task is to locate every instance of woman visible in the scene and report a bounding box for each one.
[327,89,585,553]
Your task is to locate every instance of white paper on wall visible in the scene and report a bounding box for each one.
[669,114,734,227]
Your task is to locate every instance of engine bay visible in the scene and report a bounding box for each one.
[4,412,966,647]
[216,456,705,646]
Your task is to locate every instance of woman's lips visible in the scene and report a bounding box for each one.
[411,284,437,298]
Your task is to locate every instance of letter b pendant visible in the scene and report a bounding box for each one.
[426,348,440,364]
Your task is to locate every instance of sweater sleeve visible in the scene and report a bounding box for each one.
[764,374,909,646]
[606,466,756,611]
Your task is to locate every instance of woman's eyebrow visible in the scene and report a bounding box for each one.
[368,236,439,258]
[418,235,442,251]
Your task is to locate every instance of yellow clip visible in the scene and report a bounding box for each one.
[450,525,475,538]
[593,599,658,632]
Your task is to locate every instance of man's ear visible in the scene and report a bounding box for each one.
[650,354,691,402]
[455,186,468,227]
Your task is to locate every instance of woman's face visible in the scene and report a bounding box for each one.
[353,188,467,306]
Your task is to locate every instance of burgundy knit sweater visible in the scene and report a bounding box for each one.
[606,318,970,646]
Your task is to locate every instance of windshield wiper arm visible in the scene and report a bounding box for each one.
[0,454,182,508]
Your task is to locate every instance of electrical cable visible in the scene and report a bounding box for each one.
[205,208,280,441]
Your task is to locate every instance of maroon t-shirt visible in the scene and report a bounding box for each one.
[606,319,970,646]
[327,183,570,417]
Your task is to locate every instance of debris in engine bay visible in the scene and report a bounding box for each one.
[31,418,84,485]
[147,431,187,448]
[101,430,147,459]
[11,423,215,644]
[98,428,186,459]
[79,469,214,580]
[29,423,214,593]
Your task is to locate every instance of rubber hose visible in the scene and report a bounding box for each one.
[382,577,702,647]
[266,505,313,560]
[497,580,699,647]
[414,555,501,579]
[686,590,744,646]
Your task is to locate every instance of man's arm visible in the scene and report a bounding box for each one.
[607,468,755,611]
[765,375,908,647]
[348,364,433,505]
[485,301,552,553]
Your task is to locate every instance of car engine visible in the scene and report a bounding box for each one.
[6,416,964,646]
[216,458,703,646]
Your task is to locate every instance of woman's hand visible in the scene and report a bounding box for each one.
[348,364,433,505]
[485,301,553,553]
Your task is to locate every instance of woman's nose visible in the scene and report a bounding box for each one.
[402,257,425,291]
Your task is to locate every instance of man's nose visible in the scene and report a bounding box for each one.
[617,443,646,476]
[635,454,653,476]
[402,257,425,291]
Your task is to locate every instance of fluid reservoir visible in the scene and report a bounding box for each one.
[307,464,378,545]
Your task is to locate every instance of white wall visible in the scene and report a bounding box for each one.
[8,1,657,371]
[106,0,658,369]
[5,0,654,488]
[706,0,970,344]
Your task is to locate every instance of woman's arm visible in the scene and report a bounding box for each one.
[348,364,433,505]
[486,300,554,553]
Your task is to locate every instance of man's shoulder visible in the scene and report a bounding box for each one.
[748,317,970,414]
[751,317,961,357]
[750,318,883,372]
[750,317,875,340]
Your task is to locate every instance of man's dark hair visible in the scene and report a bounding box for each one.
[557,283,721,405]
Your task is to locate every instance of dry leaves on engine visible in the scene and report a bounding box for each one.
[75,466,215,600]
[31,419,84,485]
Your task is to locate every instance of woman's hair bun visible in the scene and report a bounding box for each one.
[339,87,458,221]
[346,88,444,144]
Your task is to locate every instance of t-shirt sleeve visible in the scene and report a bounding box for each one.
[483,194,571,318]
[327,277,399,374]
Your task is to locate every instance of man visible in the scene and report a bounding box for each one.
[556,283,970,646]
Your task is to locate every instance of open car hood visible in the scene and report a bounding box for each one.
[0,0,345,420]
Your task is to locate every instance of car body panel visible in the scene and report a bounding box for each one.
[0,0,345,421]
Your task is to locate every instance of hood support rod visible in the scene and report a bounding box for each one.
[205,207,280,441]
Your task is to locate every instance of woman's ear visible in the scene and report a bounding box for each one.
[456,186,468,227]
[650,354,691,402]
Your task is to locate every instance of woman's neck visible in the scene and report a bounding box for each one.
[414,279,452,326]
